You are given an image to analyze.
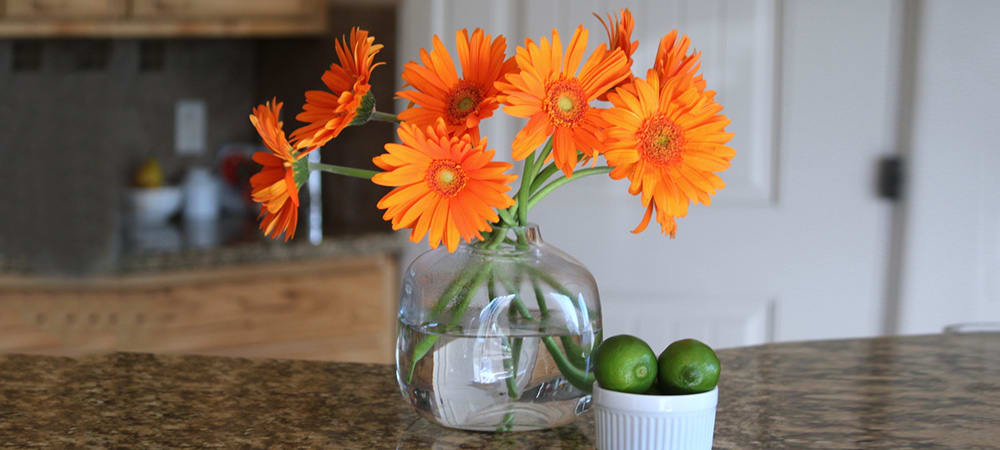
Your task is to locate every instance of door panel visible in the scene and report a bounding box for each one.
[898,0,1000,333]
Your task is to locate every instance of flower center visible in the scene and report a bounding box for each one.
[544,80,588,127]
[637,114,685,166]
[446,83,484,125]
[426,159,468,197]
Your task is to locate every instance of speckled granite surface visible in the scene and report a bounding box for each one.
[0,334,996,448]
[115,232,406,274]
[0,232,406,276]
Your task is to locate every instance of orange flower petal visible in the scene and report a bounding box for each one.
[290,27,383,149]
[601,34,734,236]
[498,27,631,176]
[374,120,516,252]
[249,98,304,241]
[398,28,515,137]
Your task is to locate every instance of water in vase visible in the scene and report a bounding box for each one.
[396,321,597,431]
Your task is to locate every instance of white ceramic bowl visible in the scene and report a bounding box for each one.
[129,186,182,226]
[593,384,718,450]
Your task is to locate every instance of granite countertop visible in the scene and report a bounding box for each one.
[0,333,997,448]
[0,232,407,276]
[115,232,407,274]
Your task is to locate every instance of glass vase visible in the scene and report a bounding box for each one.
[395,224,602,431]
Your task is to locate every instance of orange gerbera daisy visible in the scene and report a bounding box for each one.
[398,29,516,139]
[602,69,735,237]
[497,26,631,177]
[372,119,516,252]
[291,27,384,150]
[249,99,307,241]
[594,8,638,101]
[655,30,705,92]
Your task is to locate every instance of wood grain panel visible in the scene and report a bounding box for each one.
[0,0,327,37]
[0,254,398,363]
[4,0,126,18]
[131,0,316,18]
[0,18,328,36]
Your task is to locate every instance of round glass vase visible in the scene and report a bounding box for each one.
[396,224,602,432]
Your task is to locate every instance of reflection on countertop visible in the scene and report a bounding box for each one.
[119,221,406,274]
[1,214,406,276]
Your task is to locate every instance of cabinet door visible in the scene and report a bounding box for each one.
[4,0,126,18]
[0,254,398,363]
[131,0,316,18]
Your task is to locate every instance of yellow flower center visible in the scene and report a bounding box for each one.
[544,80,587,127]
[557,96,574,113]
[446,83,484,125]
[638,114,685,166]
[426,159,467,197]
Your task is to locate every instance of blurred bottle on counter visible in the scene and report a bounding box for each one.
[182,166,220,222]
[182,166,220,248]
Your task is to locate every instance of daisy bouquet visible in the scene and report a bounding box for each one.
[248,9,733,429]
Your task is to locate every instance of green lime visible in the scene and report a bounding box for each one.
[593,334,658,393]
[657,338,721,394]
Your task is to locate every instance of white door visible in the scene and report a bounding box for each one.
[397,0,901,348]
[897,0,1000,334]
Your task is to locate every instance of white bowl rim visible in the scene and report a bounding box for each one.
[593,384,718,413]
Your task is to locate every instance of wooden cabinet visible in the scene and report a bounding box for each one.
[0,254,398,363]
[4,0,126,18]
[131,0,316,18]
[0,0,328,36]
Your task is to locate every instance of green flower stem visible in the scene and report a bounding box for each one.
[514,228,528,246]
[488,270,498,308]
[497,208,518,227]
[530,162,560,194]
[531,277,550,320]
[526,272,587,370]
[492,273,520,402]
[518,263,573,298]
[502,269,593,393]
[499,272,523,432]
[498,412,515,432]
[430,263,480,315]
[517,152,537,225]
[406,262,493,383]
[509,138,553,226]
[407,230,509,384]
[535,139,554,168]
[444,265,493,325]
[526,166,613,211]
[369,110,401,123]
[307,162,378,180]
[497,277,535,322]
[406,333,436,384]
[520,264,593,370]
[530,150,585,194]
[542,336,595,393]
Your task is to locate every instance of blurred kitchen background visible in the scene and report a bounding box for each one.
[0,0,996,363]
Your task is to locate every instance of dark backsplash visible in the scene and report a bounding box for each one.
[0,6,396,275]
